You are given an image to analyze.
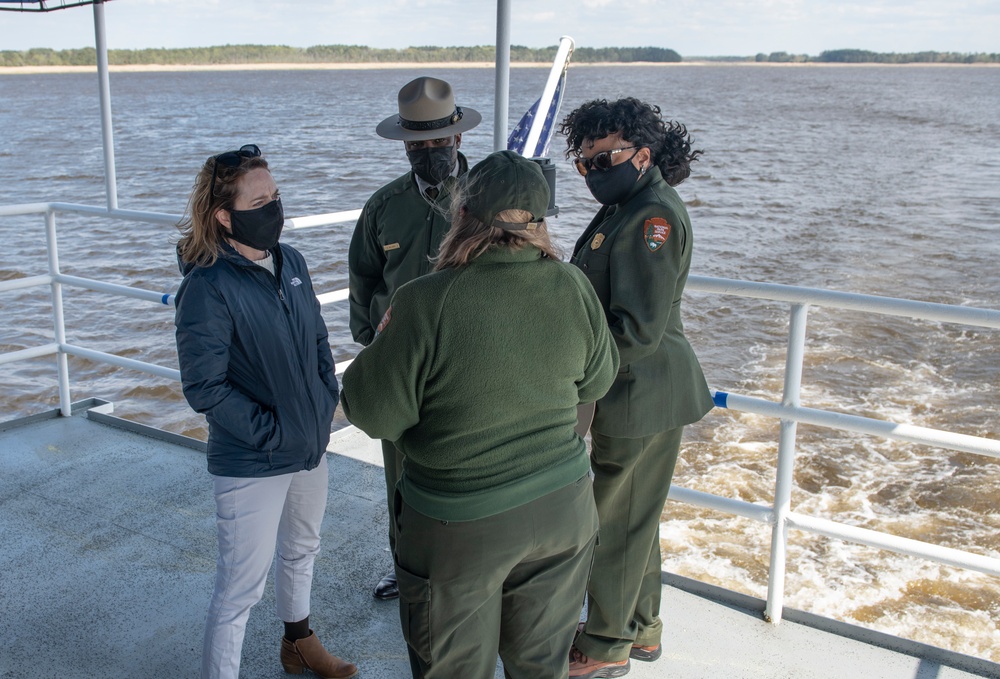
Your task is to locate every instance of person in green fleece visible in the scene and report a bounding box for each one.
[342,150,619,679]
[348,76,481,600]
[561,98,715,678]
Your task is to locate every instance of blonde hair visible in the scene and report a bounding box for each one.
[176,154,270,268]
[434,184,561,271]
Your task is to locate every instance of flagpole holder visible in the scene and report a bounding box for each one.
[530,158,559,218]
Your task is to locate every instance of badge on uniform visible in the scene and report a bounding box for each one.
[375,306,393,336]
[591,233,605,250]
[643,218,671,252]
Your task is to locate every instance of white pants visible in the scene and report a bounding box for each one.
[202,455,329,679]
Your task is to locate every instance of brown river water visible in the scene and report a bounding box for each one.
[1,64,998,661]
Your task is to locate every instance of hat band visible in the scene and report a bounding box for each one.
[399,107,464,131]
[493,219,540,231]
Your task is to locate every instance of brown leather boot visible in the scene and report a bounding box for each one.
[280,630,358,678]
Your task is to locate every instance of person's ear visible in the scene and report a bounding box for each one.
[454,133,462,149]
[635,146,651,170]
[216,208,232,231]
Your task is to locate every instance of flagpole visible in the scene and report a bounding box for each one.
[522,35,574,158]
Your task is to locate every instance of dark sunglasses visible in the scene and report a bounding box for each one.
[208,144,261,197]
[573,146,636,176]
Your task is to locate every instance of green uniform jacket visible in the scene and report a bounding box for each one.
[341,246,620,521]
[348,154,469,346]
[570,166,713,438]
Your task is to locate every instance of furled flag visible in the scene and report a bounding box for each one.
[506,72,566,159]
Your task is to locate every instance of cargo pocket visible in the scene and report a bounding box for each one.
[395,563,432,666]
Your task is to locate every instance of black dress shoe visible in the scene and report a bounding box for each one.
[373,570,399,600]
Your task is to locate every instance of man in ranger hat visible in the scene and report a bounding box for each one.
[348,76,481,601]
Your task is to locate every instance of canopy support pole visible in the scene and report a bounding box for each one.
[493,0,511,152]
[93,0,118,210]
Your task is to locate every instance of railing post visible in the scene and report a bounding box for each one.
[45,209,72,416]
[765,302,809,623]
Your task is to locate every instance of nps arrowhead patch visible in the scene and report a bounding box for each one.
[643,218,671,252]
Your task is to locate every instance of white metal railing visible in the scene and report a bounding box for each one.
[2,201,999,626]
[0,202,361,415]
[680,276,1000,622]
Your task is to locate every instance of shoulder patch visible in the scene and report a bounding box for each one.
[643,218,672,252]
[375,305,392,336]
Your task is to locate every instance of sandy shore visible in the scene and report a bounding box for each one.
[0,62,533,75]
[1,61,996,75]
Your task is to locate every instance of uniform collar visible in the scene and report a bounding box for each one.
[619,164,661,205]
[469,244,543,265]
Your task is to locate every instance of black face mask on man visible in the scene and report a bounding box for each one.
[585,153,642,206]
[229,198,284,251]
[407,146,457,185]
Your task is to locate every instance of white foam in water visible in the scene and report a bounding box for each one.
[667,324,999,662]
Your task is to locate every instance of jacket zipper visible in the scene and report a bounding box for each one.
[243,250,322,468]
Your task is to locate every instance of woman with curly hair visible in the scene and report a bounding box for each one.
[561,98,714,678]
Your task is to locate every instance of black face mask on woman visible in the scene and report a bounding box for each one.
[407,146,456,185]
[585,155,642,206]
[229,198,284,251]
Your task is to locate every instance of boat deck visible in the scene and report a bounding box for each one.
[2,402,997,679]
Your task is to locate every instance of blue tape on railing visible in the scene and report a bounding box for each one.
[161,294,171,305]
[712,390,729,408]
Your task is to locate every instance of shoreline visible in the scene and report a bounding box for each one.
[2,61,998,75]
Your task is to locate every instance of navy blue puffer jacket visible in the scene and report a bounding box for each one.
[174,242,338,477]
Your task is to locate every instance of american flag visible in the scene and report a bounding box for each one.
[506,71,566,159]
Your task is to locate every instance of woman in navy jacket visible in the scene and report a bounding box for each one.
[174,145,356,679]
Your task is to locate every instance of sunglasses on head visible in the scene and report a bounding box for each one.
[208,144,261,197]
[573,146,636,176]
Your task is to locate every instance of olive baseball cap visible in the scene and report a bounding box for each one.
[466,150,549,231]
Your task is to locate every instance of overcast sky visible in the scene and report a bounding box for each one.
[1,0,997,57]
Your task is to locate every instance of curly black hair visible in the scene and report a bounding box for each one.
[559,97,702,187]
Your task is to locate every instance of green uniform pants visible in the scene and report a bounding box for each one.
[381,439,404,552]
[393,475,599,679]
[575,427,684,662]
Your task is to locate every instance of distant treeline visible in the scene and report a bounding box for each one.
[4,45,997,68]
[750,49,999,64]
[0,44,682,67]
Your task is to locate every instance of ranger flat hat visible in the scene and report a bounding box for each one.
[466,150,549,231]
[376,76,482,141]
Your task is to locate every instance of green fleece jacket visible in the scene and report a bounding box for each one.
[348,154,469,346]
[341,245,619,521]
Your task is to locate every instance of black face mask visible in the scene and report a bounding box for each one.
[407,146,457,185]
[585,155,641,206]
[229,198,284,251]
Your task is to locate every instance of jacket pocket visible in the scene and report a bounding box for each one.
[268,408,283,454]
[395,563,432,665]
[274,404,311,455]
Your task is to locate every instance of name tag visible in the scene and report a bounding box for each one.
[383,242,400,252]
